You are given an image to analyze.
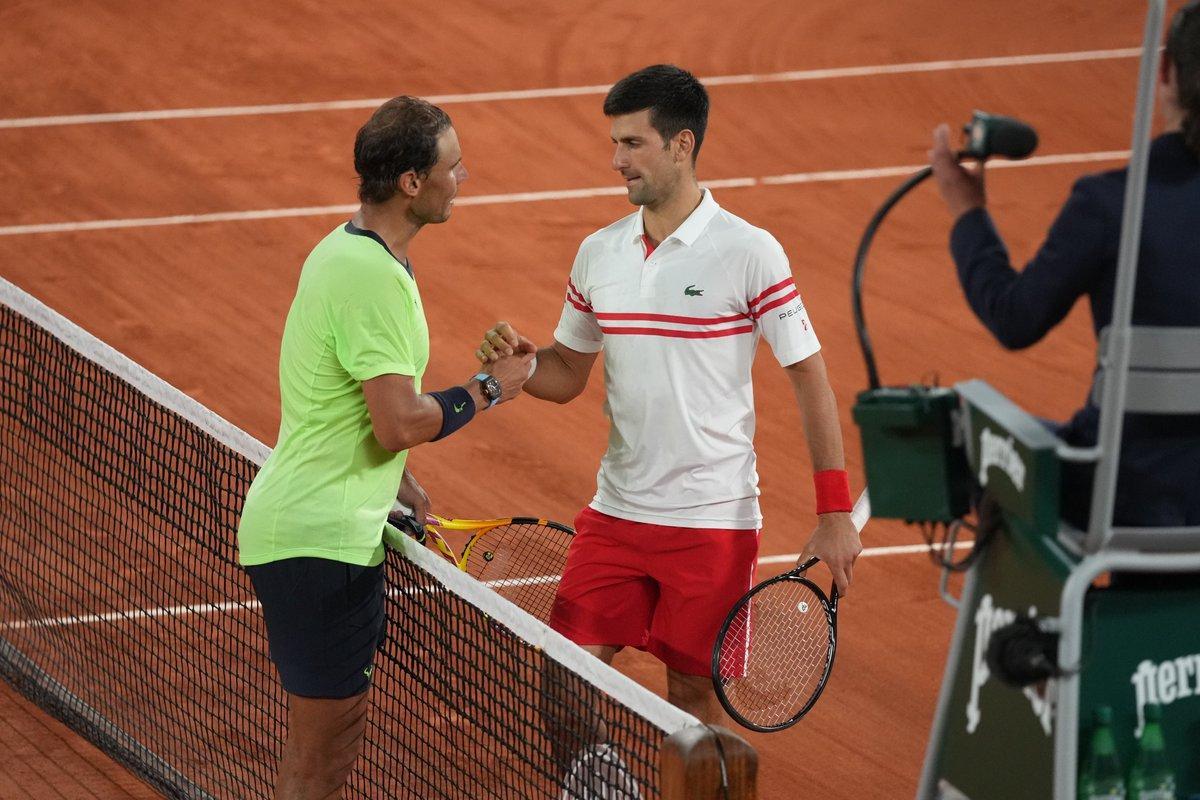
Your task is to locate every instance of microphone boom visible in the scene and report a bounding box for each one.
[962,110,1039,160]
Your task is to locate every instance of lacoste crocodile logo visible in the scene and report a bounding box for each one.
[684,285,704,296]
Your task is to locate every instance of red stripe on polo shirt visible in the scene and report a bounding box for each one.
[595,311,751,325]
[747,277,795,310]
[598,325,755,339]
[566,295,592,314]
[566,279,593,312]
[750,288,801,319]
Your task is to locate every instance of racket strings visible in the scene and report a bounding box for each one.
[390,514,574,624]
[462,521,573,624]
[716,579,834,728]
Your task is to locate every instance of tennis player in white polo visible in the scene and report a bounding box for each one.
[477,64,861,724]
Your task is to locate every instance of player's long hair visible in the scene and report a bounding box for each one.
[1168,0,1200,157]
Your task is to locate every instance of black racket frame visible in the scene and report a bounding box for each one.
[710,557,840,733]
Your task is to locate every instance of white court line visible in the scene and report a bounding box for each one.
[0,48,1140,130]
[1,597,255,633]
[1,539,971,631]
[0,150,1131,238]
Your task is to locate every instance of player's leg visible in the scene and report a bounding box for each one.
[581,644,619,664]
[666,668,723,725]
[644,524,760,725]
[545,508,655,774]
[548,507,656,652]
[246,557,388,799]
[277,690,371,799]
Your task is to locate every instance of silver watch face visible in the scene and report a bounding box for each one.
[483,376,501,401]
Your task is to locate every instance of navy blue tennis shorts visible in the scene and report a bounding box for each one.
[245,557,387,699]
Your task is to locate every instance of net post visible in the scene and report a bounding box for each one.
[660,725,757,800]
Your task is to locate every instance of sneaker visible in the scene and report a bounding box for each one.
[558,744,644,800]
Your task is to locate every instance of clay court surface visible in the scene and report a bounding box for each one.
[0,1,1162,797]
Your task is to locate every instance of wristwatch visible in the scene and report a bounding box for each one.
[473,372,502,408]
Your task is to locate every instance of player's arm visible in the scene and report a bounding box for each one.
[363,374,457,451]
[477,246,602,403]
[363,356,531,452]
[524,341,597,403]
[395,467,432,528]
[785,352,863,596]
[746,232,861,593]
[340,263,532,453]
[478,322,597,403]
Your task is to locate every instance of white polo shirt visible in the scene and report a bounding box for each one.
[554,189,820,529]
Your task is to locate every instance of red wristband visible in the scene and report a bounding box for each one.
[814,469,852,515]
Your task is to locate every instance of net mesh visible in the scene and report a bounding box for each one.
[0,283,692,799]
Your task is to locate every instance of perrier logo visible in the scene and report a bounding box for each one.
[684,285,704,296]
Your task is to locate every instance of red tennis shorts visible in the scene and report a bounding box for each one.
[549,506,760,676]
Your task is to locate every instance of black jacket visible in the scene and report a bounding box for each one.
[948,133,1200,527]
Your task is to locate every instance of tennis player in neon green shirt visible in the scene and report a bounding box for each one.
[237,96,533,800]
[237,221,431,568]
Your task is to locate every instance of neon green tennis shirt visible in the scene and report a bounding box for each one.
[237,222,429,567]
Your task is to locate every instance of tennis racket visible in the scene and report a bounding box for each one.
[387,512,574,624]
[711,491,870,732]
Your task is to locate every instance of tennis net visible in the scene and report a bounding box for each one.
[0,277,707,799]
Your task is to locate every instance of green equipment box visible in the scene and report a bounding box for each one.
[852,386,971,523]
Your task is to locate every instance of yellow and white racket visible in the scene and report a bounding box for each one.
[387,512,574,624]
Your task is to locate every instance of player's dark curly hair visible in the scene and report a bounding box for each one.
[1168,0,1200,157]
[354,96,452,204]
[603,65,709,162]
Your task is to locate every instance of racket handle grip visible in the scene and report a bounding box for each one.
[387,512,425,540]
[850,490,871,532]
